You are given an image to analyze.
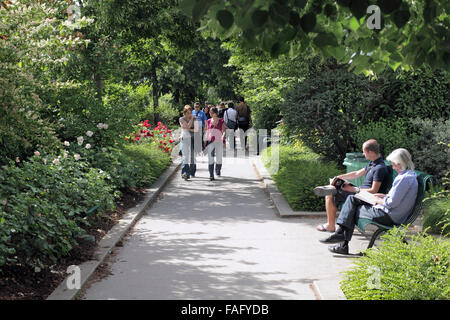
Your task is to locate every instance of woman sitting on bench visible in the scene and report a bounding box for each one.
[319,148,418,255]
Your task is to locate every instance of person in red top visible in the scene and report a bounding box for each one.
[204,107,229,181]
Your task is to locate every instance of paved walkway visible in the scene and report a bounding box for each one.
[81,152,368,300]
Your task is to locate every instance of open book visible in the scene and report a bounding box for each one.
[354,191,378,206]
[329,176,350,188]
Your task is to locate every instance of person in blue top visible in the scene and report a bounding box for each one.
[192,102,208,167]
[320,148,418,255]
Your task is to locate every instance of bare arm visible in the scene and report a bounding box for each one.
[338,168,366,181]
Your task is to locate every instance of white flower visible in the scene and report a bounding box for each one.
[102,147,107,152]
[77,136,84,145]
[15,157,20,163]
[64,141,70,146]
[74,154,80,161]
[43,159,47,165]
[97,123,104,129]
[86,130,94,137]
[52,158,60,165]
[34,151,40,157]
[63,152,68,159]
[2,199,6,206]
[102,123,109,129]
[85,143,91,149]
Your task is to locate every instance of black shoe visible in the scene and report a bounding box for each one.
[319,232,345,244]
[210,177,215,181]
[328,243,349,255]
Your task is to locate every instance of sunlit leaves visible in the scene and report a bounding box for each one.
[178,0,449,74]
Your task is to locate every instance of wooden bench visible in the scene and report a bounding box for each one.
[356,170,435,249]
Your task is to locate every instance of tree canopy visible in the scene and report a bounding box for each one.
[179,0,450,74]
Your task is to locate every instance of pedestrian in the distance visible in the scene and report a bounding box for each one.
[236,96,252,150]
[192,102,207,154]
[223,101,238,150]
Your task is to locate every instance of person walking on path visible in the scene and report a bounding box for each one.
[204,107,228,181]
[179,105,198,180]
[217,102,226,119]
[235,96,252,150]
[192,102,207,154]
[204,102,212,120]
[223,101,237,150]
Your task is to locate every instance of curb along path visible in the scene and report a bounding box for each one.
[76,154,366,300]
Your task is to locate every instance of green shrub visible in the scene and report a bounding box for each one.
[341,228,450,300]
[281,66,385,163]
[423,197,450,236]
[0,154,116,270]
[410,118,450,180]
[350,118,420,157]
[381,68,450,120]
[262,145,343,211]
[423,170,450,236]
[118,143,171,188]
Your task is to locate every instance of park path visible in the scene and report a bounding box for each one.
[81,152,367,300]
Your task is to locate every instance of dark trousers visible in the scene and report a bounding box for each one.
[337,195,394,241]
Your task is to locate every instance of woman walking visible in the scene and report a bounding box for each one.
[179,105,197,180]
[204,107,228,181]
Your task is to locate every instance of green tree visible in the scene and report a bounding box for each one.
[179,0,450,73]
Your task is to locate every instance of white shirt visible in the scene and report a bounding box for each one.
[223,108,237,123]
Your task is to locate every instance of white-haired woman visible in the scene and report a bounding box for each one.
[320,148,418,255]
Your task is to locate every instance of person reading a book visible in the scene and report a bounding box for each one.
[319,148,418,255]
[314,139,390,232]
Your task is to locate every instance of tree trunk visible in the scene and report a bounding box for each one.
[93,73,103,99]
[151,57,160,125]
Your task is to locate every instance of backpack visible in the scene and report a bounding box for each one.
[225,109,237,129]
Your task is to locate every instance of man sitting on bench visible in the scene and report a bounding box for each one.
[314,139,390,232]
[319,148,418,255]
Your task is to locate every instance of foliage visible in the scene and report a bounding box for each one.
[281,65,384,163]
[423,170,450,236]
[262,144,343,211]
[341,227,450,300]
[423,197,450,236]
[227,43,324,130]
[179,0,450,73]
[144,93,180,126]
[409,118,450,180]
[350,117,420,157]
[0,0,90,165]
[380,68,450,120]
[0,154,115,270]
[119,143,171,189]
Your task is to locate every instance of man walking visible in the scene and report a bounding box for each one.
[192,102,208,160]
